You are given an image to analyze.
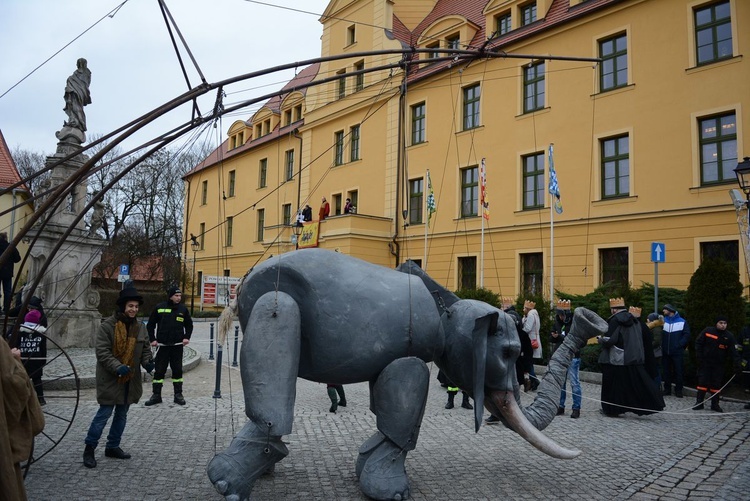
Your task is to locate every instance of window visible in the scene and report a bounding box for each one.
[446,34,460,54]
[294,104,302,121]
[411,102,426,145]
[460,166,479,217]
[599,33,627,91]
[521,2,537,26]
[223,269,230,277]
[522,152,544,209]
[347,24,356,45]
[282,203,292,226]
[458,256,477,290]
[226,216,234,247]
[333,194,342,215]
[354,60,364,91]
[701,240,739,270]
[284,109,292,126]
[426,41,440,59]
[228,170,236,197]
[463,84,480,130]
[230,135,237,150]
[199,222,205,250]
[347,190,358,213]
[600,247,629,285]
[350,125,361,161]
[334,131,344,165]
[197,271,203,294]
[255,123,262,138]
[700,112,737,185]
[263,119,271,135]
[238,131,244,145]
[285,149,295,181]
[496,13,511,36]
[521,252,543,295]
[256,209,265,241]
[409,178,424,224]
[201,180,208,205]
[259,158,267,188]
[601,135,630,198]
[337,69,346,99]
[523,61,545,113]
[695,1,732,65]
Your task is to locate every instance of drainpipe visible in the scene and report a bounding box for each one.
[293,128,303,212]
[392,78,406,266]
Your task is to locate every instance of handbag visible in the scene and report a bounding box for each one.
[531,338,540,350]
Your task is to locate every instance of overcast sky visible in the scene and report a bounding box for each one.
[0,0,330,156]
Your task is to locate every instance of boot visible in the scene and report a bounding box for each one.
[461,392,473,410]
[174,382,186,406]
[692,390,705,410]
[335,385,347,407]
[663,384,671,396]
[571,409,580,419]
[327,386,338,413]
[445,391,455,409]
[557,407,565,416]
[105,447,131,459]
[83,445,97,468]
[144,383,162,406]
[710,392,723,413]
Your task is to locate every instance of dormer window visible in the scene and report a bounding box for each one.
[426,41,440,59]
[263,119,271,135]
[446,34,461,51]
[521,2,537,26]
[284,109,292,126]
[294,104,303,121]
[495,12,511,36]
[255,123,262,138]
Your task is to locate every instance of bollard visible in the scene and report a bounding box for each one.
[232,325,239,367]
[209,323,215,360]
[213,344,223,399]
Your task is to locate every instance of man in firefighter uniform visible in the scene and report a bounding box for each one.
[693,316,740,413]
[145,286,193,406]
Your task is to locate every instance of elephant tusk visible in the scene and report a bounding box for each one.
[489,390,581,459]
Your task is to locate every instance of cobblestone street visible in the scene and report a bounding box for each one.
[24,321,750,500]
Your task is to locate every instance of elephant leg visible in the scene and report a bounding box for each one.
[355,357,429,501]
[208,291,300,500]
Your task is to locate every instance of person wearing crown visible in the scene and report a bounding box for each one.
[597,299,664,417]
[550,300,581,418]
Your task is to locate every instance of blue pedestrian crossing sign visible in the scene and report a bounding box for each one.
[651,242,666,263]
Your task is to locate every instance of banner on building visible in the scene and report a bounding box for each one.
[298,222,320,249]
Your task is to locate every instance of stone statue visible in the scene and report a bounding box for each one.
[207,249,608,500]
[62,58,91,132]
[88,197,105,237]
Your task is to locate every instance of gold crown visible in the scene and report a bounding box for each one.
[501,297,514,309]
[556,299,571,310]
[628,306,642,318]
[523,300,536,309]
[609,297,625,308]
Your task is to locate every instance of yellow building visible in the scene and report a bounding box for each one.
[184,0,749,309]
[0,129,33,284]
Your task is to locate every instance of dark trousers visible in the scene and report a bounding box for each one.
[662,352,684,392]
[697,362,725,393]
[1,275,12,313]
[153,345,184,382]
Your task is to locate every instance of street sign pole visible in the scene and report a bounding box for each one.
[650,243,666,315]
[654,261,658,316]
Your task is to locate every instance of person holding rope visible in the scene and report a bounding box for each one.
[145,286,193,406]
[693,316,741,413]
[83,287,153,468]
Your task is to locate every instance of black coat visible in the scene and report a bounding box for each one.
[0,239,21,279]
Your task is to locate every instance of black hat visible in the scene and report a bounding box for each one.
[28,296,43,309]
[117,287,143,306]
[167,285,182,298]
[715,315,728,323]
[662,304,677,313]
[647,312,659,322]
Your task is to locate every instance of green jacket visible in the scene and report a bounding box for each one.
[95,314,152,405]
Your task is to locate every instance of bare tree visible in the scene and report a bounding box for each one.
[10,147,48,197]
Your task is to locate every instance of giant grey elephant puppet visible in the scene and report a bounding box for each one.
[207,249,607,500]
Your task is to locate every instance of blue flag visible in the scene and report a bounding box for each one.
[548,144,563,214]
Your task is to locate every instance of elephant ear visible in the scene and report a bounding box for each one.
[472,311,497,432]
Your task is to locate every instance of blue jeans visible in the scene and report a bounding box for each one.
[559,357,582,410]
[84,404,130,449]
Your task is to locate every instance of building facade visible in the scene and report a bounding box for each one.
[184,0,748,309]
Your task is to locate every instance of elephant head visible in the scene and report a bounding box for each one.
[437,301,607,459]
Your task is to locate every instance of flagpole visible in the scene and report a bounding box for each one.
[480,159,485,288]
[424,169,430,272]
[549,144,555,308]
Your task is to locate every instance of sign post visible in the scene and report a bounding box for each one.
[117,264,130,289]
[650,243,666,315]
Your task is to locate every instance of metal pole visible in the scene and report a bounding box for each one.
[232,325,239,367]
[654,262,659,316]
[208,322,215,360]
[190,249,196,315]
[213,344,222,399]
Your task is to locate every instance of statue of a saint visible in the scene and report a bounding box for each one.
[62,58,92,132]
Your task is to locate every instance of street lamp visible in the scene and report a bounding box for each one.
[292,221,303,250]
[734,157,750,201]
[190,236,200,315]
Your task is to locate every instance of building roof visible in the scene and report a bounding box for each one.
[0,129,28,191]
[184,63,320,178]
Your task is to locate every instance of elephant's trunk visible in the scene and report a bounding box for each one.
[487,390,581,459]
[523,308,607,432]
